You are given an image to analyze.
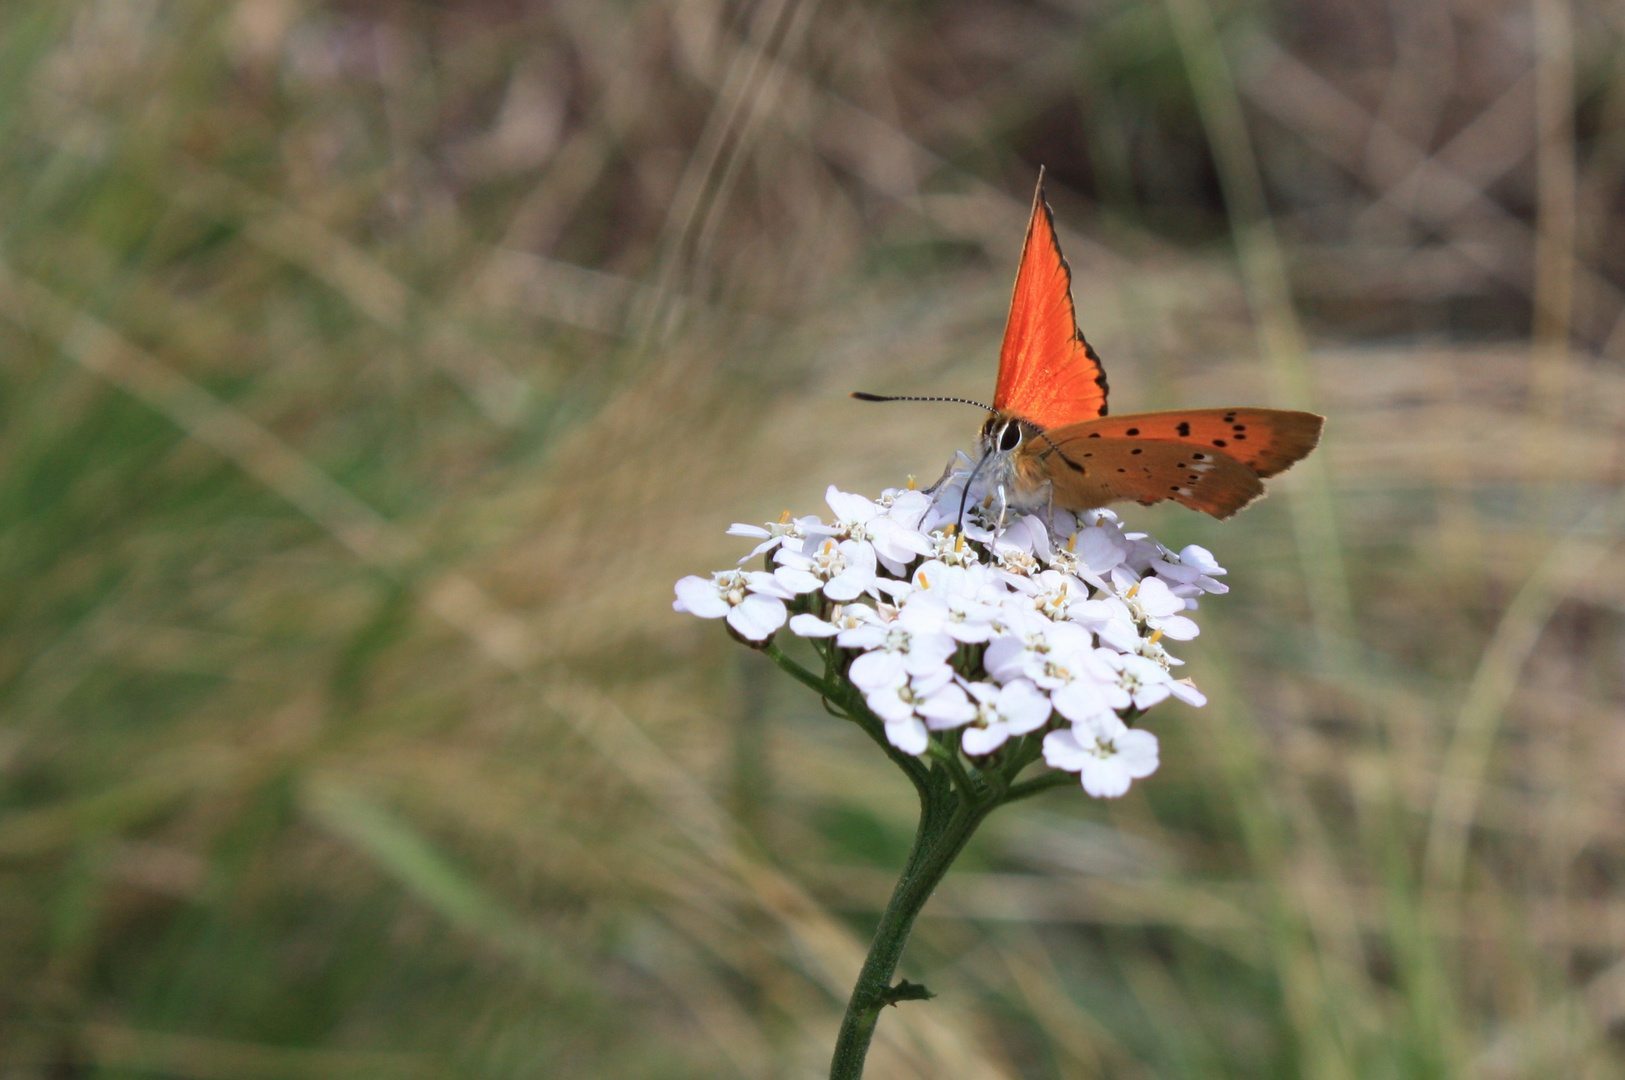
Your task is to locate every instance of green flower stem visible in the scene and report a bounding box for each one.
[761,636,1065,1079]
[762,641,933,794]
[1004,767,1079,803]
[826,774,991,1080]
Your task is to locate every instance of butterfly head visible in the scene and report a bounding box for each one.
[980,412,1026,454]
[964,411,1054,521]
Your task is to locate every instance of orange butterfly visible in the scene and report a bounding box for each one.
[856,171,1322,521]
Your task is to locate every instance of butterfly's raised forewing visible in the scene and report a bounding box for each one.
[1052,408,1323,479]
[994,173,1109,430]
[1032,435,1266,520]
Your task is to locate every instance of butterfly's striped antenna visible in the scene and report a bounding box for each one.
[1035,430,1087,475]
[850,392,995,412]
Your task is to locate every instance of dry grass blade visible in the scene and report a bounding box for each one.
[1162,0,1353,656]
[0,256,1011,1079]
[1424,496,1625,898]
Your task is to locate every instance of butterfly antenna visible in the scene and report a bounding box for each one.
[850,392,994,412]
[1035,430,1087,474]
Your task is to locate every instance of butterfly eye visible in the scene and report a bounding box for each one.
[999,423,1022,452]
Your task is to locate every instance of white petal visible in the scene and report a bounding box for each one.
[1021,516,1052,561]
[825,567,877,602]
[919,683,977,728]
[788,613,839,637]
[1042,728,1090,771]
[898,593,950,633]
[865,683,915,723]
[992,519,1035,556]
[836,624,886,650]
[1169,679,1207,707]
[1119,654,1169,682]
[874,577,915,602]
[1072,527,1127,572]
[1116,728,1160,779]
[885,490,932,530]
[1046,622,1094,654]
[982,637,1026,682]
[840,539,878,570]
[1131,682,1171,710]
[904,632,958,672]
[774,567,823,595]
[1133,577,1184,618]
[1080,756,1133,798]
[774,548,814,569]
[961,724,1009,756]
[1156,614,1200,640]
[849,649,906,691]
[826,486,879,525]
[674,576,729,618]
[1096,619,1142,653]
[909,663,956,695]
[1087,711,1131,741]
[1179,544,1225,575]
[945,619,994,644]
[744,571,796,600]
[1154,561,1202,584]
[1051,680,1110,724]
[1069,598,1119,625]
[875,551,910,578]
[728,523,772,538]
[962,680,998,705]
[886,717,930,755]
[869,517,934,561]
[726,594,786,640]
[998,680,1054,733]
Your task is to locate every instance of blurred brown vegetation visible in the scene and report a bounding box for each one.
[4,0,1625,1077]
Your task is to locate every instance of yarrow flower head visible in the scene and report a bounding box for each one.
[674,479,1230,799]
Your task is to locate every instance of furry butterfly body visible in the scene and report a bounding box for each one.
[862,172,1323,521]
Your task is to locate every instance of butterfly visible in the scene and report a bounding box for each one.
[855,171,1323,521]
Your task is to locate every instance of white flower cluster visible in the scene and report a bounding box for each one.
[674,484,1226,798]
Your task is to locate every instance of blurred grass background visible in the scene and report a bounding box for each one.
[4,0,1625,1076]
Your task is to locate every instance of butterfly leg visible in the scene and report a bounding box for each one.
[923,450,974,495]
[996,484,1009,536]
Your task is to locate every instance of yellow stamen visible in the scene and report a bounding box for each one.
[1067,532,1078,552]
[907,474,917,491]
[943,522,956,537]
[955,534,965,554]
[1126,583,1140,599]
[1149,628,1164,644]
[916,572,930,589]
[778,509,791,524]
